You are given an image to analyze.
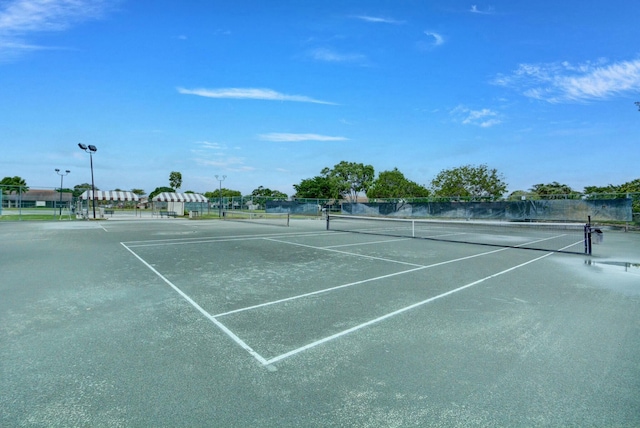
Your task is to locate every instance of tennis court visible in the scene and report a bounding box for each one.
[2,217,639,426]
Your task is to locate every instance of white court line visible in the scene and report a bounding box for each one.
[213,266,429,318]
[123,231,329,247]
[265,250,558,365]
[324,237,411,249]
[120,242,270,366]
[213,241,511,318]
[263,238,425,267]
[122,232,577,367]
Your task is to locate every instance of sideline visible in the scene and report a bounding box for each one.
[120,242,270,366]
[121,233,576,367]
[265,250,557,365]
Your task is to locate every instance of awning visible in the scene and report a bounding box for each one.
[80,190,140,201]
[152,192,208,203]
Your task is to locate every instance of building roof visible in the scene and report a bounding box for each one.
[152,192,208,202]
[3,189,73,201]
[79,190,139,201]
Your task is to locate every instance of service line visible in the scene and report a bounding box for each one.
[121,233,575,368]
[265,250,557,365]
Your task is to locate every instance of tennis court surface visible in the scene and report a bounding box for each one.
[2,217,639,426]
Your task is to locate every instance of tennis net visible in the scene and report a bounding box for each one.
[223,210,290,226]
[327,214,595,254]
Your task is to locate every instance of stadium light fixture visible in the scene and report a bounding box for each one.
[78,143,97,219]
[214,175,226,218]
[54,168,70,217]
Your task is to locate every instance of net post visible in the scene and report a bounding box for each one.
[584,215,592,255]
[412,220,415,238]
[286,213,290,227]
[326,214,330,230]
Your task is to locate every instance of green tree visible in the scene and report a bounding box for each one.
[149,186,175,200]
[169,171,182,190]
[585,179,640,196]
[617,178,640,193]
[293,176,336,199]
[249,186,288,207]
[72,183,98,198]
[270,190,288,199]
[131,188,146,196]
[251,186,287,199]
[321,161,375,202]
[620,178,640,214]
[1,176,29,194]
[430,164,507,200]
[366,168,430,199]
[583,184,619,196]
[530,182,580,199]
[585,178,640,213]
[507,190,534,200]
[204,188,242,199]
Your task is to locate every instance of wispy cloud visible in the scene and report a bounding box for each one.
[352,15,404,24]
[258,133,348,142]
[469,5,494,15]
[493,58,640,103]
[177,87,337,105]
[424,31,445,47]
[452,106,502,127]
[191,141,254,171]
[309,47,366,64]
[194,141,226,151]
[0,0,115,60]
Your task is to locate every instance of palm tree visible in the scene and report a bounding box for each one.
[0,176,29,194]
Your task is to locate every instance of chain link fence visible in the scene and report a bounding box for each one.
[2,186,638,225]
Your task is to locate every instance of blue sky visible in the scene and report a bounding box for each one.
[1,0,639,196]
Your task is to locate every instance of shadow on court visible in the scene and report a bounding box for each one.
[1,219,639,427]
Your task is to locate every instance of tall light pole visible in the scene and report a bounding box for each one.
[214,175,226,218]
[54,168,70,217]
[78,144,97,219]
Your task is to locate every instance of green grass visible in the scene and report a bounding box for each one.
[0,215,76,221]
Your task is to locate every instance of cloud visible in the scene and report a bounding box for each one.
[424,31,445,47]
[177,87,337,105]
[308,47,367,64]
[469,5,494,14]
[452,106,502,127]
[258,133,348,142]
[0,0,114,59]
[352,15,404,24]
[493,58,640,103]
[193,141,226,151]
[191,141,254,171]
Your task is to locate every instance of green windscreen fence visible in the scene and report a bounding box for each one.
[340,199,632,222]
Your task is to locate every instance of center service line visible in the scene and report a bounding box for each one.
[265,250,558,365]
[214,243,514,318]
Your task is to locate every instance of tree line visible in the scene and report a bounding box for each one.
[292,161,640,202]
[3,164,639,204]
